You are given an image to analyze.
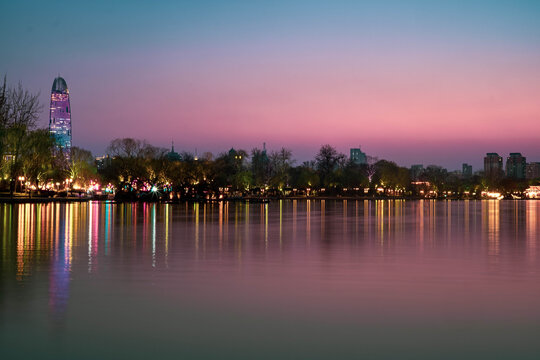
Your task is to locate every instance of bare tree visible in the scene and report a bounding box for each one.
[315,144,346,187]
[0,76,9,172]
[107,138,143,158]
[364,155,378,184]
[2,81,42,197]
[269,147,294,189]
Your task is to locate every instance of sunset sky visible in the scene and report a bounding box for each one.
[1,0,540,169]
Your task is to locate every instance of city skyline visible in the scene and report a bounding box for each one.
[2,1,540,169]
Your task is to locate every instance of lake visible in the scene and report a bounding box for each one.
[1,200,540,359]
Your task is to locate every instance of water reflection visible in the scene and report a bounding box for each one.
[2,200,540,356]
[4,200,540,271]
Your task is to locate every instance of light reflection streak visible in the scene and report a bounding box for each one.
[447,200,452,243]
[132,203,137,249]
[292,200,297,243]
[395,200,403,242]
[244,202,249,250]
[264,203,268,249]
[224,202,229,246]
[93,203,99,265]
[320,200,325,242]
[526,201,537,261]
[50,203,72,327]
[152,204,156,267]
[279,200,283,247]
[354,200,359,243]
[387,200,391,237]
[235,203,242,261]
[16,204,26,280]
[203,203,207,252]
[364,200,369,239]
[483,200,500,257]
[234,203,240,255]
[418,200,424,252]
[194,202,199,255]
[219,202,223,250]
[2,205,12,263]
[104,202,110,255]
[490,200,500,257]
[306,200,311,246]
[165,204,169,267]
[376,200,384,246]
[143,203,148,254]
[64,204,72,269]
[343,200,347,236]
[429,200,435,246]
[464,200,470,242]
[88,202,93,272]
[55,203,60,264]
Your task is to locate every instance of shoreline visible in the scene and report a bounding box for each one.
[0,196,90,204]
[1,195,538,204]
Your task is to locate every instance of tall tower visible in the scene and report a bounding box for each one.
[49,76,72,156]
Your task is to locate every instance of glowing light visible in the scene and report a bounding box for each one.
[482,191,504,200]
[525,186,540,199]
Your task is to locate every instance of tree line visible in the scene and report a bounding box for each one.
[98,138,534,200]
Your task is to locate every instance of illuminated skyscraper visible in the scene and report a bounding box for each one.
[49,76,71,155]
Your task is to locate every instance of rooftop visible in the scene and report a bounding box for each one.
[52,76,68,93]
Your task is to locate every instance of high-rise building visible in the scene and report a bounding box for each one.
[350,148,366,165]
[484,153,503,177]
[506,153,526,179]
[49,76,72,155]
[462,163,473,179]
[526,162,540,180]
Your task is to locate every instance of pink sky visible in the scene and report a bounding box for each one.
[66,46,540,169]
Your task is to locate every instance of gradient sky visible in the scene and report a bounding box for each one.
[1,0,540,169]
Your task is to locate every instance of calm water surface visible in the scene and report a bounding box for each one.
[1,200,540,359]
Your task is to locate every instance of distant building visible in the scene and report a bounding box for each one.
[484,153,503,178]
[350,148,367,165]
[166,142,181,161]
[228,148,245,163]
[95,155,111,170]
[450,170,462,178]
[49,76,72,156]
[462,163,473,179]
[410,164,424,180]
[526,162,540,180]
[506,153,526,179]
